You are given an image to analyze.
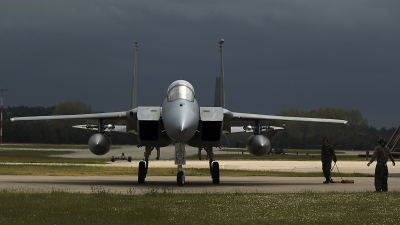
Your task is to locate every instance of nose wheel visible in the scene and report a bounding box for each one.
[177,170,185,186]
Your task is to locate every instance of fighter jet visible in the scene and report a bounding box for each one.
[11,40,347,186]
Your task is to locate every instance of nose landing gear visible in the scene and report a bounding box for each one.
[175,142,186,186]
[177,167,185,186]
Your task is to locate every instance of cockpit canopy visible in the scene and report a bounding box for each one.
[167,80,195,102]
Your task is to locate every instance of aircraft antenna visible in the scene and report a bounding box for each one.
[0,86,7,143]
[219,39,225,108]
[131,42,138,109]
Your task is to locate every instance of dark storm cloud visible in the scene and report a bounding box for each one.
[1,0,399,128]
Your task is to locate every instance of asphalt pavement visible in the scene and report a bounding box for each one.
[2,145,399,194]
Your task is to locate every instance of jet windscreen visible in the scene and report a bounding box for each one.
[167,85,194,102]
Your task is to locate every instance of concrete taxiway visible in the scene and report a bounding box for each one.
[101,160,400,175]
[1,159,400,194]
[1,175,399,194]
[2,146,399,194]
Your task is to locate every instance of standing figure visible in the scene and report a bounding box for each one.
[367,138,395,192]
[321,137,337,184]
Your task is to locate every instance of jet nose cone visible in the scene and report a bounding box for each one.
[172,119,197,142]
[178,125,186,132]
[163,107,199,142]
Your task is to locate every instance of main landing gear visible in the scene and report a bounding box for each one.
[175,145,220,186]
[138,146,160,184]
[136,144,220,186]
[204,147,220,184]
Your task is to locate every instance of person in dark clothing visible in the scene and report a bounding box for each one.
[321,137,337,184]
[367,138,395,192]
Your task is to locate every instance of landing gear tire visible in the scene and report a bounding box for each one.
[128,156,132,162]
[177,171,185,186]
[138,161,146,184]
[111,156,115,162]
[212,161,220,184]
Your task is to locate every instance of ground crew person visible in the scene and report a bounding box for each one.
[367,138,395,192]
[321,137,337,183]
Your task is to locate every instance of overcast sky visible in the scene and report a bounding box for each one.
[1,1,399,128]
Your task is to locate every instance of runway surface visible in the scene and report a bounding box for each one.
[2,146,400,194]
[1,175,400,194]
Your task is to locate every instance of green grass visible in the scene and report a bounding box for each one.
[0,143,122,149]
[219,148,346,154]
[0,149,367,163]
[0,165,367,177]
[0,149,369,176]
[0,189,399,225]
[188,153,366,161]
[0,150,110,164]
[0,145,382,224]
[0,143,90,149]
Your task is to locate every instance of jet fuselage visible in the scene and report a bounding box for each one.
[161,80,200,142]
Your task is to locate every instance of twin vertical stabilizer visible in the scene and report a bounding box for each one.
[214,39,225,108]
[214,77,221,107]
[132,40,224,110]
[131,42,138,109]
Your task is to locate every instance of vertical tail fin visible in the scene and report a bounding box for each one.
[214,39,225,108]
[131,42,138,109]
[214,77,221,107]
[216,39,231,134]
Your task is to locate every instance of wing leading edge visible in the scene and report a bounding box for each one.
[10,111,127,122]
[230,112,348,124]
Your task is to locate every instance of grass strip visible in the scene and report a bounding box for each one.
[0,150,369,162]
[189,153,367,161]
[0,150,109,164]
[0,189,399,224]
[0,165,367,177]
[0,143,90,149]
[220,148,346,154]
[0,143,122,149]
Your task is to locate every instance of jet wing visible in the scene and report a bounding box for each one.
[10,111,127,122]
[230,112,348,124]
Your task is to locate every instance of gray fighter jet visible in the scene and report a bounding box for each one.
[11,40,347,186]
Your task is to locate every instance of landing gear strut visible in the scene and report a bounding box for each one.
[175,142,186,186]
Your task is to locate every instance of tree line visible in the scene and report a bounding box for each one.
[2,102,396,150]
[3,102,138,145]
[269,108,396,150]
